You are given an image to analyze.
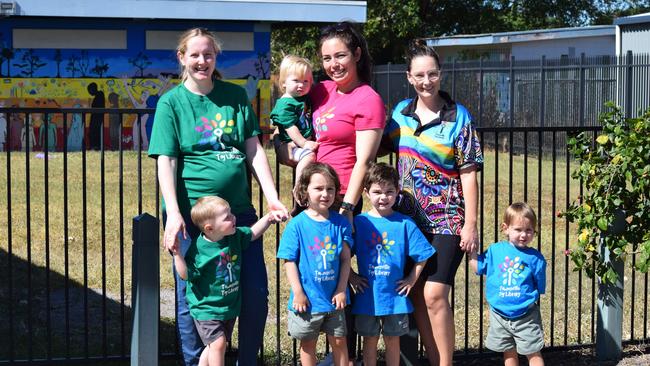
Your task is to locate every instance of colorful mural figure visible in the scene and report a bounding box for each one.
[8,110,22,150]
[20,116,35,151]
[87,82,105,150]
[39,114,57,151]
[67,105,84,151]
[107,93,121,149]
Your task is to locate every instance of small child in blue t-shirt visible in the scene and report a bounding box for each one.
[351,162,435,366]
[470,202,547,366]
[277,162,353,366]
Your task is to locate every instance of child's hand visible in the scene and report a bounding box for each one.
[331,291,346,310]
[396,274,417,296]
[348,271,369,294]
[292,290,310,313]
[303,140,319,152]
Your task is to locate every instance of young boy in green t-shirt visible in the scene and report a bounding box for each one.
[172,195,277,366]
[271,55,317,215]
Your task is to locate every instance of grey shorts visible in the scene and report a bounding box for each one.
[287,309,347,340]
[193,318,236,346]
[486,305,544,355]
[355,313,409,337]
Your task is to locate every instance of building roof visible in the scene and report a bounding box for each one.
[4,0,367,22]
[426,25,615,47]
[614,12,650,26]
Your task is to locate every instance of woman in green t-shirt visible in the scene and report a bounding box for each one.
[148,28,288,366]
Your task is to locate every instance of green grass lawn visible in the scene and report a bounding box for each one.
[0,144,647,363]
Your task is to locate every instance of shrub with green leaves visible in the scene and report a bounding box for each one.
[564,102,650,284]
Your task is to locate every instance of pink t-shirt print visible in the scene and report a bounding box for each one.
[311,80,386,193]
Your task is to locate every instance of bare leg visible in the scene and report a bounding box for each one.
[383,335,400,366]
[328,335,350,366]
[410,279,439,365]
[423,281,454,366]
[504,349,519,366]
[299,339,318,366]
[198,346,209,366]
[526,352,544,366]
[361,336,379,366]
[206,336,227,366]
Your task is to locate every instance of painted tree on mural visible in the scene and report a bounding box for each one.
[0,34,15,77]
[66,55,80,77]
[255,52,270,79]
[91,58,110,78]
[78,50,90,77]
[53,49,63,78]
[13,49,46,77]
[128,51,152,77]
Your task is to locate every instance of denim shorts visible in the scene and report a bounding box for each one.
[355,313,409,337]
[486,305,544,355]
[287,309,347,340]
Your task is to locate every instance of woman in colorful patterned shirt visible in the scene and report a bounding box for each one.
[148,28,287,366]
[382,40,483,366]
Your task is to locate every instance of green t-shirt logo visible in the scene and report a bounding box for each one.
[196,113,236,150]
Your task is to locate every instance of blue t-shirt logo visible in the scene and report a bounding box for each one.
[309,235,337,271]
[499,255,525,287]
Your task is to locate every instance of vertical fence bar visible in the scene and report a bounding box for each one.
[25,112,33,361]
[540,56,546,128]
[625,50,633,119]
[119,114,126,357]
[564,132,570,346]
[137,114,143,214]
[44,112,52,360]
[63,111,71,359]
[6,112,14,362]
[509,56,515,128]
[579,54,586,127]
[524,130,528,203]
[82,112,89,358]
[550,131,556,346]
[101,118,108,359]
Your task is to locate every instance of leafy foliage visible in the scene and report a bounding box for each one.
[270,1,650,70]
[563,103,650,283]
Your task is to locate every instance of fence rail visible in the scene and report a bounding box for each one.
[0,111,648,364]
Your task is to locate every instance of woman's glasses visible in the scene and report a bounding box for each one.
[409,70,441,82]
[320,22,353,37]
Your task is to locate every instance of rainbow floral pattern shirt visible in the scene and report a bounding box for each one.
[384,91,483,235]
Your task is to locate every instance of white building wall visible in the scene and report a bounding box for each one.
[511,35,615,60]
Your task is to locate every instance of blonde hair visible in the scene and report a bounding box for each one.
[176,28,223,81]
[278,55,312,93]
[191,196,230,229]
[503,202,537,231]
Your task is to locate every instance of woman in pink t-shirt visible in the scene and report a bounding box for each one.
[311,21,386,223]
[309,21,385,365]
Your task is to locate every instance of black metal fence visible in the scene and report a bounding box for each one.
[374,51,650,155]
[1,107,649,363]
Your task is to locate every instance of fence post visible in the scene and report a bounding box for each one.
[596,210,626,361]
[131,213,160,366]
[624,50,633,119]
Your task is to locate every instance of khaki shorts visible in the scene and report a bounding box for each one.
[355,313,409,337]
[486,305,544,355]
[287,309,347,340]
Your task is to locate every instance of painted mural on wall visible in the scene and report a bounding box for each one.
[0,20,272,152]
[0,77,271,152]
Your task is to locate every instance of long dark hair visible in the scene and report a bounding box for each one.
[319,21,373,84]
[405,39,441,71]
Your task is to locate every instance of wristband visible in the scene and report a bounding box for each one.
[340,201,355,212]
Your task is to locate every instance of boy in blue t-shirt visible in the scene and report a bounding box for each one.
[470,202,546,366]
[352,163,435,366]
